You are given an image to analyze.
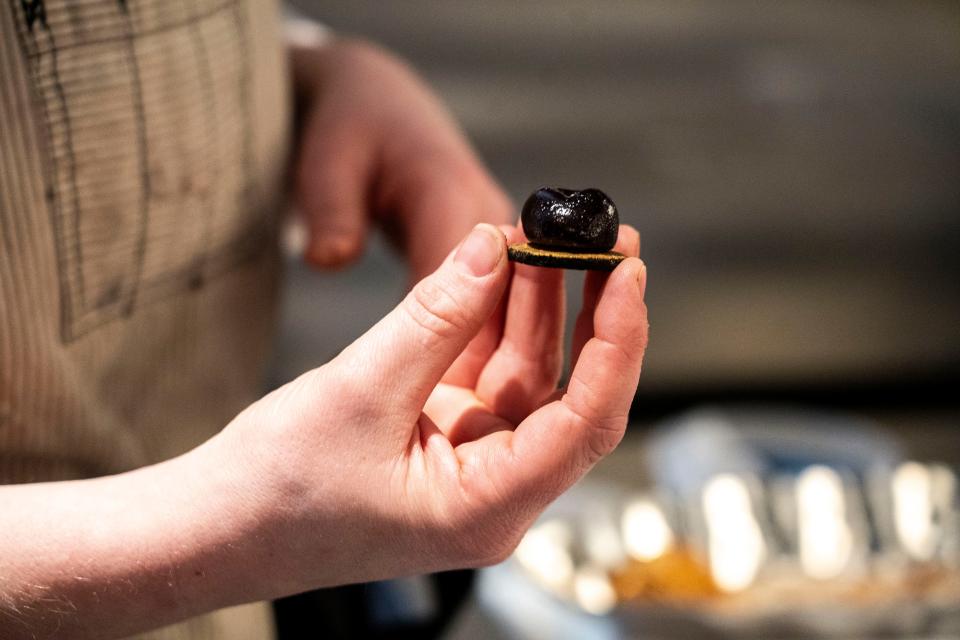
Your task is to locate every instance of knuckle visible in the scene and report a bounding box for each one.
[403,277,469,346]
[562,386,628,464]
[587,421,626,463]
[565,372,605,418]
[497,343,563,392]
[605,335,639,368]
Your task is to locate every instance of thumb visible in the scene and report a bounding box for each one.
[334,224,510,417]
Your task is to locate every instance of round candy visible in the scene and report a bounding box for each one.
[520,187,619,253]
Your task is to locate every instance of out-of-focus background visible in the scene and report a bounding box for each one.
[274,2,960,639]
[275,0,960,403]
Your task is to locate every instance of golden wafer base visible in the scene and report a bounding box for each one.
[507,242,625,271]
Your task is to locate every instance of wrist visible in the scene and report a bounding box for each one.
[194,404,338,598]
[166,427,293,603]
[87,430,290,619]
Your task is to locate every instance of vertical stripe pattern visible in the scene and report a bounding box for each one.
[0,0,289,638]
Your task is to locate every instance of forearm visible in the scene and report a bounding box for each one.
[0,437,275,640]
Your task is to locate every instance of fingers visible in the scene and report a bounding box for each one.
[423,384,513,447]
[571,225,641,366]
[506,257,648,497]
[294,36,514,278]
[475,227,566,424]
[442,225,522,388]
[380,160,515,282]
[296,111,373,269]
[334,224,511,421]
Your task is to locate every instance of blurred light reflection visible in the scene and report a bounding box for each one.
[573,565,617,615]
[796,465,853,580]
[622,498,673,562]
[584,515,628,570]
[892,461,956,562]
[514,520,575,591]
[702,474,766,592]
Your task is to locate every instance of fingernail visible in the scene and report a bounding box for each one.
[308,236,356,266]
[636,260,647,297]
[454,224,501,276]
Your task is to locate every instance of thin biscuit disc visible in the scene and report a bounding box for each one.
[507,242,625,271]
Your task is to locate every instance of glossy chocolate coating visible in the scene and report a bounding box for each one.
[521,187,618,252]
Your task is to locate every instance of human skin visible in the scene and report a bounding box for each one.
[0,224,646,639]
[290,38,515,279]
[0,37,648,640]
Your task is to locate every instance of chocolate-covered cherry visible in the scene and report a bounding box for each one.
[521,187,618,252]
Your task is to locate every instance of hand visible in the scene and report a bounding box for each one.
[221,223,647,593]
[290,39,513,281]
[0,224,644,638]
